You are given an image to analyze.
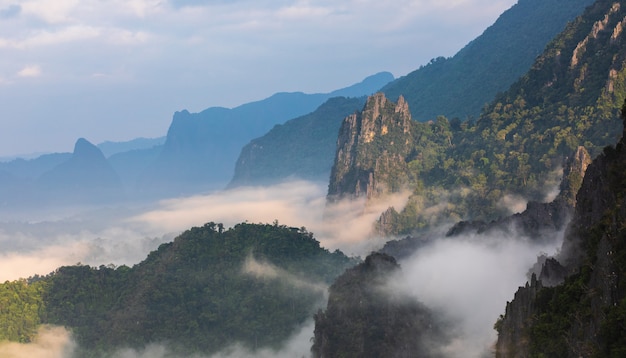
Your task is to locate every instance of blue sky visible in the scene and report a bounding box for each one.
[0,0,516,157]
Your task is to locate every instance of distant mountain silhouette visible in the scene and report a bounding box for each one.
[97,137,165,158]
[136,72,394,197]
[35,138,125,205]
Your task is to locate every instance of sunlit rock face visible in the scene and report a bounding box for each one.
[327,93,413,203]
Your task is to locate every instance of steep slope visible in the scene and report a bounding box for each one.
[327,94,415,202]
[229,96,366,187]
[382,0,595,121]
[331,0,626,236]
[137,72,393,197]
[311,253,446,358]
[494,103,626,357]
[230,0,592,188]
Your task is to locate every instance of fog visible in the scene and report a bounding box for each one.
[0,326,75,358]
[388,229,563,357]
[0,322,315,358]
[0,179,566,357]
[242,255,328,295]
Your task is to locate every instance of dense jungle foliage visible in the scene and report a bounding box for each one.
[374,0,626,235]
[382,0,595,121]
[0,222,357,356]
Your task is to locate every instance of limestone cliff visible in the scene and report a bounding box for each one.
[327,93,413,203]
[495,107,626,357]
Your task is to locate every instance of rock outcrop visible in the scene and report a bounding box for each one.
[311,253,446,358]
[446,145,592,240]
[327,93,413,203]
[495,104,626,356]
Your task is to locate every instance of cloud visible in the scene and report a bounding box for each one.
[388,229,563,357]
[20,0,80,24]
[0,180,411,282]
[0,326,76,358]
[131,180,411,256]
[101,319,315,358]
[0,26,101,49]
[242,255,328,294]
[0,321,315,358]
[0,0,518,157]
[0,241,89,281]
[0,206,176,281]
[17,64,41,77]
[0,177,566,356]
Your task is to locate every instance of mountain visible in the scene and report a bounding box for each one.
[494,101,626,357]
[329,0,626,236]
[327,94,416,203]
[107,145,163,195]
[97,137,165,158]
[229,96,366,187]
[382,0,596,121]
[0,222,357,356]
[35,138,125,205]
[0,153,71,209]
[230,0,594,188]
[136,72,394,197]
[311,253,447,358]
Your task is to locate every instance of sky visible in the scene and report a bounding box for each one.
[0,0,517,157]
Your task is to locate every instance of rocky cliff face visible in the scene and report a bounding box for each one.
[327,93,413,203]
[495,108,626,356]
[311,253,446,358]
[445,145,592,240]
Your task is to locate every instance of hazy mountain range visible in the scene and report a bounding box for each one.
[3,0,626,357]
[0,0,594,207]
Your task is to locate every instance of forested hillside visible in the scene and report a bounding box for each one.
[494,101,626,357]
[231,0,593,188]
[0,223,357,356]
[329,0,626,235]
[382,0,595,121]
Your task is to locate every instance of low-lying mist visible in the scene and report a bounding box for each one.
[2,180,394,281]
[1,179,565,357]
[0,322,315,358]
[388,229,563,357]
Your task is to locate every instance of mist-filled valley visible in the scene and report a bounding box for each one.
[4,0,626,357]
[0,179,567,357]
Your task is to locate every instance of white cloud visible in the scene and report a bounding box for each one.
[0,0,518,157]
[130,180,412,256]
[388,230,563,357]
[275,1,333,20]
[0,326,76,358]
[20,0,80,24]
[17,64,41,77]
[0,26,101,49]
